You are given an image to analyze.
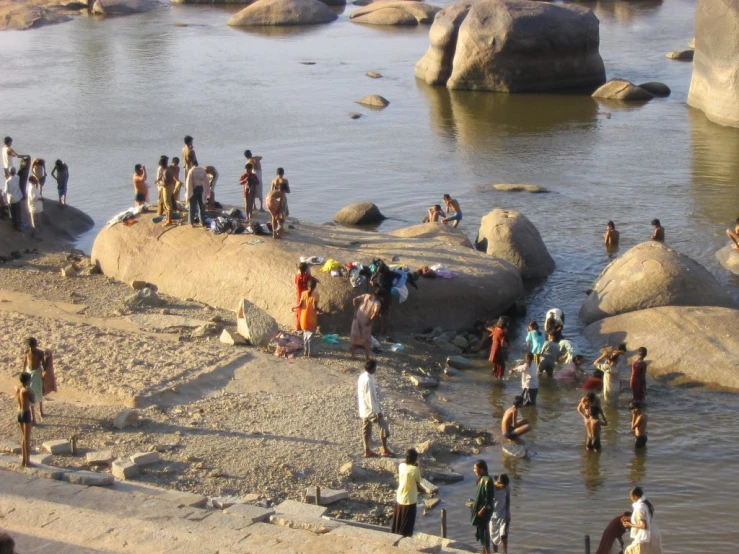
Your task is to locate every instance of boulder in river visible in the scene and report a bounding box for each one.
[592,79,654,101]
[687,0,739,128]
[92,0,161,15]
[637,82,671,97]
[227,0,338,26]
[584,306,739,389]
[91,213,524,332]
[716,245,739,275]
[0,5,72,31]
[356,95,390,108]
[414,0,606,92]
[350,1,439,25]
[579,242,736,325]
[666,49,694,61]
[493,183,549,193]
[475,209,555,280]
[334,202,386,225]
[388,223,473,249]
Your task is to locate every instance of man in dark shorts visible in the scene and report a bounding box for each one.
[585,405,606,451]
[631,401,648,449]
[501,396,530,441]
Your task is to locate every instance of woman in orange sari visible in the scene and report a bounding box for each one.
[488,316,510,380]
[294,263,316,330]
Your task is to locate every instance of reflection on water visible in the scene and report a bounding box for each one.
[689,107,739,227]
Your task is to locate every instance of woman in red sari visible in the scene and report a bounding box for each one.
[294,263,317,330]
[488,316,509,379]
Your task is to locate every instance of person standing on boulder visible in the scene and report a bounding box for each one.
[185,162,208,227]
[488,317,509,380]
[50,159,69,206]
[2,136,18,178]
[357,359,394,458]
[170,157,183,213]
[651,219,664,242]
[27,175,43,239]
[630,347,648,403]
[245,150,264,212]
[239,163,259,221]
[441,194,463,228]
[726,217,739,250]
[155,155,174,226]
[181,135,197,174]
[4,167,23,231]
[271,167,290,222]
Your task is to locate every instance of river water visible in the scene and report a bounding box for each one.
[2,0,739,551]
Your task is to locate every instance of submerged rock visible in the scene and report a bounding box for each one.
[666,49,694,60]
[580,242,735,324]
[592,79,654,101]
[227,0,338,26]
[356,94,390,108]
[637,82,671,97]
[415,0,605,92]
[493,183,549,193]
[334,202,386,225]
[716,245,739,275]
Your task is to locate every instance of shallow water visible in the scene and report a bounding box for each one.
[2,0,739,551]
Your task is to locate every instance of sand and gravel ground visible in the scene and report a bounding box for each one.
[0,250,491,525]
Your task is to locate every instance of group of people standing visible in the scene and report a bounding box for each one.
[3,136,69,237]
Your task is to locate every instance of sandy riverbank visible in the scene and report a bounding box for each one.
[0,246,493,525]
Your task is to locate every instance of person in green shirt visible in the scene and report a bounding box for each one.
[471,460,495,554]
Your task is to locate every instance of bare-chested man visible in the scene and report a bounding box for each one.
[271,167,290,222]
[630,401,648,449]
[501,396,530,441]
[133,164,149,207]
[726,217,739,250]
[604,220,620,247]
[441,194,463,228]
[15,372,34,467]
[584,405,607,451]
[245,150,264,211]
[651,219,664,242]
[426,204,443,223]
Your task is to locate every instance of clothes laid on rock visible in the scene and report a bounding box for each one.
[269,332,303,358]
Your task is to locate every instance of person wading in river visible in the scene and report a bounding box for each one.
[631,401,648,449]
[488,316,509,380]
[630,347,648,403]
[501,396,531,441]
[604,220,620,248]
[650,219,664,242]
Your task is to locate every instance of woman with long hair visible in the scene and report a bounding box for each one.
[488,316,509,379]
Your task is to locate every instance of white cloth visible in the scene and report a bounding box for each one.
[2,146,14,172]
[185,166,209,201]
[630,498,651,544]
[558,339,578,364]
[512,360,538,389]
[546,308,564,325]
[4,175,21,204]
[27,184,43,214]
[601,363,621,404]
[357,371,381,419]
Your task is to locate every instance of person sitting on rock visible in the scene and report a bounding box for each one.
[501,396,531,441]
[651,219,664,242]
[441,194,463,228]
[604,220,620,248]
[425,204,443,223]
[727,217,739,250]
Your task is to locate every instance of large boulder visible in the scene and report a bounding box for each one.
[227,0,338,26]
[91,213,524,332]
[580,242,736,324]
[0,5,72,31]
[236,299,279,347]
[687,0,739,128]
[388,223,473,249]
[592,79,654,101]
[350,1,440,25]
[333,202,386,225]
[584,306,739,389]
[716,245,739,275]
[414,0,606,92]
[475,209,555,280]
[92,0,160,15]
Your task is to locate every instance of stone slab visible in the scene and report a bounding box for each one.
[62,470,114,487]
[328,524,399,547]
[43,440,72,455]
[113,409,139,430]
[29,454,53,466]
[211,495,243,510]
[225,503,275,523]
[305,486,349,505]
[446,356,473,370]
[159,490,208,508]
[502,442,528,459]
[273,499,328,519]
[419,478,439,495]
[269,513,340,534]
[24,463,69,480]
[429,470,464,483]
[130,451,161,466]
[112,459,139,480]
[423,497,440,513]
[408,375,439,388]
[86,450,114,466]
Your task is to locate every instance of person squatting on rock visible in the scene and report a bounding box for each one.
[391,448,422,538]
[501,396,530,441]
[357,359,394,458]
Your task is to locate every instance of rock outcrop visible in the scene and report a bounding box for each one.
[414,0,606,92]
[475,209,555,280]
[580,242,735,324]
[92,0,161,15]
[91,214,524,332]
[356,95,390,108]
[687,0,739,127]
[592,79,653,101]
[388,223,473,249]
[666,49,694,60]
[227,0,338,26]
[716,245,739,275]
[333,202,386,225]
[350,1,439,25]
[584,306,739,389]
[0,3,72,31]
[638,82,671,97]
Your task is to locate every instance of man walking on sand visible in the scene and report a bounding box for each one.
[357,359,394,458]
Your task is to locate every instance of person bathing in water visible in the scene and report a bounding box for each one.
[584,405,607,452]
[604,220,620,248]
[501,396,531,441]
[727,217,739,250]
[631,401,648,449]
[441,194,463,227]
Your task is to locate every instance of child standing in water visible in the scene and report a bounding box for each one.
[631,401,648,449]
[15,372,34,467]
[293,279,320,358]
[584,405,607,452]
[525,321,544,365]
[509,352,539,406]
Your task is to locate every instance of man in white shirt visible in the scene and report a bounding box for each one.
[509,352,539,406]
[185,162,209,227]
[4,167,23,230]
[357,359,394,458]
[2,136,18,178]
